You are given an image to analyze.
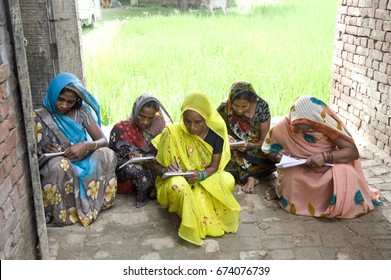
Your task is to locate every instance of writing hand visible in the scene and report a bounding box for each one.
[128,151,142,159]
[43,143,63,153]
[167,161,182,172]
[228,135,236,143]
[305,153,324,168]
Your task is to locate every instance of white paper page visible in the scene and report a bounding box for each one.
[276,154,334,168]
[162,171,194,179]
[118,156,155,169]
[229,140,246,147]
[275,155,306,168]
[42,151,65,158]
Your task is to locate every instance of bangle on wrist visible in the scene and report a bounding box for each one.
[81,141,88,154]
[197,171,202,181]
[202,170,208,180]
[321,152,326,164]
[197,170,208,181]
[328,151,333,163]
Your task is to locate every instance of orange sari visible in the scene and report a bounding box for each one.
[262,96,381,218]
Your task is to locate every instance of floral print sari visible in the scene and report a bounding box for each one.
[34,73,117,226]
[109,93,170,206]
[217,81,275,184]
[262,96,381,218]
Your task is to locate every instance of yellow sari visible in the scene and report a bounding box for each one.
[152,93,241,245]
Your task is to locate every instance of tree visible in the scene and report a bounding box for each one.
[179,0,189,13]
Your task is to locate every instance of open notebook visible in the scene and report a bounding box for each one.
[118,156,155,170]
[162,171,194,179]
[276,155,334,168]
[38,152,65,168]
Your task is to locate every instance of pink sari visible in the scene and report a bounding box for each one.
[263,96,381,218]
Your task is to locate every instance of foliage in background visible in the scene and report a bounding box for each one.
[82,0,338,125]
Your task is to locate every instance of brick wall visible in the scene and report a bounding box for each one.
[331,0,391,154]
[0,0,37,259]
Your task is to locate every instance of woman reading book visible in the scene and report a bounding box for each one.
[261,95,382,218]
[34,72,117,226]
[109,93,172,208]
[217,81,275,194]
[151,92,241,245]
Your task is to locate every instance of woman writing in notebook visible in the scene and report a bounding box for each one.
[217,81,275,194]
[151,92,241,245]
[34,72,117,226]
[109,93,172,208]
[261,95,381,218]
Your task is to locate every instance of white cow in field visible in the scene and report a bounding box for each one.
[201,0,229,15]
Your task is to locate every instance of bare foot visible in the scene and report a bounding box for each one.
[264,187,278,201]
[241,177,259,194]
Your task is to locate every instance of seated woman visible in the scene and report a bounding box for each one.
[151,92,242,245]
[261,95,382,218]
[34,72,117,226]
[217,81,275,194]
[109,93,172,208]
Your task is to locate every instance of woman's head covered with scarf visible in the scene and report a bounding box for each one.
[290,95,354,143]
[227,81,258,113]
[180,92,231,169]
[130,93,173,124]
[42,72,101,143]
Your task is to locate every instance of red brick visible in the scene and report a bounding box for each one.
[0,100,9,122]
[0,80,7,100]
[4,129,17,159]
[0,176,12,207]
[0,119,10,143]
[16,174,28,198]
[10,160,23,185]
[0,63,10,83]
[11,147,20,170]
[0,163,4,185]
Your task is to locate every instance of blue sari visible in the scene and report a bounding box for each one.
[43,73,102,202]
[36,72,117,226]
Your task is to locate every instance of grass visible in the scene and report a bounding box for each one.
[81,0,339,125]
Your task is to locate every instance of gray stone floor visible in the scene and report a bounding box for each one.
[47,129,391,260]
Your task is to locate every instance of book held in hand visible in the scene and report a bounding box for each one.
[275,155,307,168]
[118,156,155,170]
[42,151,65,158]
[162,171,194,179]
[229,140,246,147]
[276,155,334,169]
[38,152,65,168]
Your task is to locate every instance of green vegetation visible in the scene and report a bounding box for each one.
[82,0,339,125]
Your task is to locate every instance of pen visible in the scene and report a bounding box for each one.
[174,156,180,169]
